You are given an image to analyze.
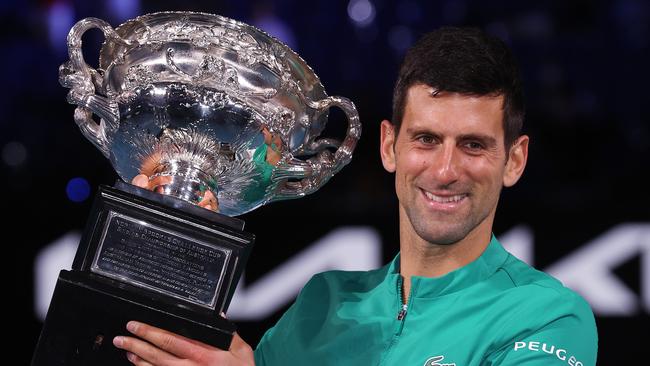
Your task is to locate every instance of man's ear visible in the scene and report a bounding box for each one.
[503,135,529,187]
[380,120,396,173]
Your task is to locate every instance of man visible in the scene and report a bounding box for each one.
[114,27,598,365]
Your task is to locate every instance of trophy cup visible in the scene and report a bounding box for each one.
[32,11,360,366]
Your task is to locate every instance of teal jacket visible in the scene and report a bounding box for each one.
[255,236,598,365]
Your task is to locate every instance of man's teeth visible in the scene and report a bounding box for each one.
[424,191,466,203]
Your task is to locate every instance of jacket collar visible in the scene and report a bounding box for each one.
[386,234,510,298]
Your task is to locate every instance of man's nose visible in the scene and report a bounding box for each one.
[430,143,460,185]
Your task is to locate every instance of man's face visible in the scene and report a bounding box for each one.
[380,85,528,245]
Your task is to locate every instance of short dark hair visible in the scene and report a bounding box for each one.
[392,27,525,148]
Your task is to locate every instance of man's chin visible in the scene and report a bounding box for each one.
[414,227,468,246]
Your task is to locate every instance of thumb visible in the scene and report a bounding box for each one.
[230,332,254,360]
[131,174,150,188]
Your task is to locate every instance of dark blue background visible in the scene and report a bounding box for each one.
[3,0,648,363]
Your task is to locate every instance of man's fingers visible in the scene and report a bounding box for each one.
[198,190,219,212]
[122,321,206,359]
[230,332,254,360]
[113,334,176,365]
[125,352,155,366]
[115,322,254,365]
[133,175,219,212]
[131,174,172,192]
[149,175,173,193]
[131,174,150,189]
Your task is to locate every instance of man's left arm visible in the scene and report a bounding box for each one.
[484,293,598,366]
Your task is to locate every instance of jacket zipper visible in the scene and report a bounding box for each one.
[395,276,410,329]
[379,276,411,365]
[379,276,413,365]
[397,303,408,320]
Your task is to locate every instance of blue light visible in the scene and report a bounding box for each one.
[348,0,376,27]
[106,0,141,23]
[47,2,75,55]
[66,177,91,203]
[254,16,297,50]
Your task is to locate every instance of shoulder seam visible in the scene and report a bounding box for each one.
[499,266,568,296]
[498,254,518,287]
[498,255,569,296]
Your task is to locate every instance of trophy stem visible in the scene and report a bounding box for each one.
[149,160,216,206]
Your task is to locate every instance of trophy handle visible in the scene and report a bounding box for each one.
[273,96,361,199]
[59,18,129,157]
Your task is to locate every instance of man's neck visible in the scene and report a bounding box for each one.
[398,225,492,304]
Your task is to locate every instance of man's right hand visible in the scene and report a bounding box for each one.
[113,320,255,366]
[131,174,219,212]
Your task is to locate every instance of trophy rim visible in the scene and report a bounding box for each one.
[97,11,325,95]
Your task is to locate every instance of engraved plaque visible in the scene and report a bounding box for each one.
[92,212,231,308]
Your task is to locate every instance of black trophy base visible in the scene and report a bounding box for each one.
[31,183,254,366]
[31,270,236,366]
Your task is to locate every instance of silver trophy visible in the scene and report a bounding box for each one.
[59,11,360,216]
[32,12,360,365]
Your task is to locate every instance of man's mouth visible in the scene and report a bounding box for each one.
[421,189,468,204]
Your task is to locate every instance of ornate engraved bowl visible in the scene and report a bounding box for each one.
[60,12,360,216]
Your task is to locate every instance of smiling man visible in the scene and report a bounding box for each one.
[114,27,598,366]
[378,85,528,301]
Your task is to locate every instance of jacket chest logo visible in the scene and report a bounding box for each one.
[423,355,457,366]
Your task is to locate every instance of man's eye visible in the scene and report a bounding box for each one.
[465,141,484,150]
[418,135,435,144]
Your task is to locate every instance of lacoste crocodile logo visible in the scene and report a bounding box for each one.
[423,355,457,366]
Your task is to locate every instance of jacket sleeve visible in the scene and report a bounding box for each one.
[254,272,327,366]
[253,289,302,366]
[484,291,598,366]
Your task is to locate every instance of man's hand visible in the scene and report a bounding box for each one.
[113,321,255,366]
[132,174,219,212]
